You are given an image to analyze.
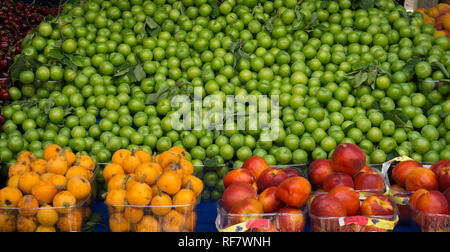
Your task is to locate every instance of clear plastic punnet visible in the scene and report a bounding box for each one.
[0,195,92,232]
[215,200,307,232]
[307,192,399,232]
[356,166,389,198]
[0,161,98,232]
[409,203,450,232]
[380,157,433,225]
[105,202,198,232]
[215,163,309,232]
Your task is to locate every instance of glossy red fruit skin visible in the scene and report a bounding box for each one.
[275,176,311,208]
[322,172,354,192]
[258,187,285,213]
[443,188,450,204]
[430,160,450,177]
[329,186,360,216]
[360,195,395,217]
[415,191,449,215]
[392,160,423,186]
[439,168,450,192]
[354,172,385,192]
[223,169,256,188]
[276,207,306,232]
[241,156,269,180]
[310,194,347,217]
[308,159,334,188]
[221,182,257,213]
[283,168,300,178]
[330,143,366,176]
[257,168,289,192]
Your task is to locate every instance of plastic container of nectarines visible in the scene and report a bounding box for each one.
[307,192,400,232]
[380,157,433,225]
[356,166,389,197]
[215,200,308,232]
[409,203,450,232]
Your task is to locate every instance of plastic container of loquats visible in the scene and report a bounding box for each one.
[105,202,198,232]
[0,162,99,232]
[0,194,93,232]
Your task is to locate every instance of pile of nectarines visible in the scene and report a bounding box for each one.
[417,3,450,39]
[308,192,397,232]
[389,160,449,193]
[308,143,386,194]
[220,156,311,232]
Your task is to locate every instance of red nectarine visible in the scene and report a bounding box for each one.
[222,182,257,213]
[415,191,449,215]
[322,172,354,192]
[430,160,450,177]
[391,160,422,186]
[257,168,288,192]
[330,143,366,176]
[409,189,429,209]
[439,168,450,192]
[258,187,285,213]
[308,159,334,188]
[329,186,360,216]
[405,168,439,191]
[229,198,264,223]
[359,164,373,174]
[310,194,347,217]
[230,198,264,214]
[354,171,385,192]
[242,156,269,180]
[360,195,395,217]
[283,168,300,178]
[276,176,311,208]
[444,188,450,204]
[223,169,256,188]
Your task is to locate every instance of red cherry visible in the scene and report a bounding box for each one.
[0,89,9,100]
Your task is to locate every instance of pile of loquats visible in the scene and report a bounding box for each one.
[0,144,96,232]
[104,146,203,232]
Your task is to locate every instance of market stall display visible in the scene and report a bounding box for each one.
[0,0,448,232]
